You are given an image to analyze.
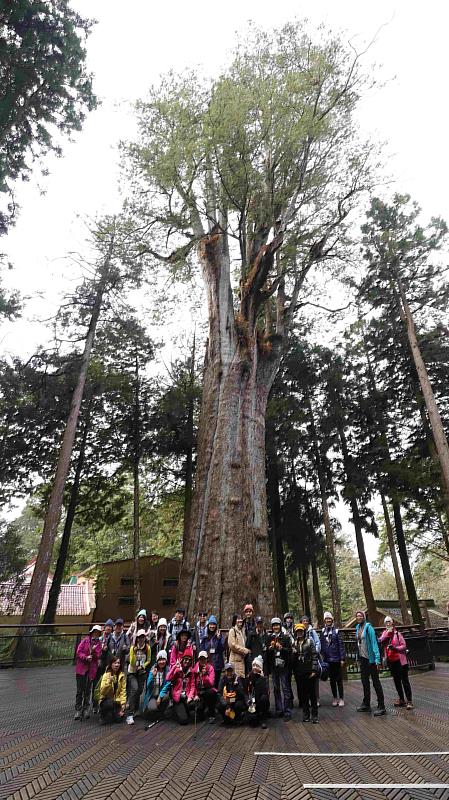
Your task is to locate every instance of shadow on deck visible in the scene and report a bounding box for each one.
[1,663,449,800]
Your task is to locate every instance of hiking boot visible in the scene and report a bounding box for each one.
[74,711,81,721]
[261,722,268,729]
[82,710,90,720]
[356,705,371,712]
[373,707,386,716]
[332,698,338,707]
[303,715,310,723]
[338,699,345,707]
[208,716,215,724]
[126,715,134,725]
[312,716,319,724]
[406,701,414,709]
[394,699,406,707]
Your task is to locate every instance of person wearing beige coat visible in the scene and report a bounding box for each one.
[227,614,250,678]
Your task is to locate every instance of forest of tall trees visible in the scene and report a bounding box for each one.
[1,6,449,628]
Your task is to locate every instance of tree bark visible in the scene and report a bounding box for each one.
[177,230,277,624]
[337,424,377,621]
[306,394,342,625]
[310,554,324,627]
[42,406,91,625]
[19,251,112,634]
[391,499,423,626]
[182,334,196,546]
[301,563,311,620]
[266,418,288,612]
[380,493,408,624]
[133,353,141,612]
[397,280,449,501]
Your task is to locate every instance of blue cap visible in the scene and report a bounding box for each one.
[115,618,124,626]
[105,618,114,627]
[208,615,218,625]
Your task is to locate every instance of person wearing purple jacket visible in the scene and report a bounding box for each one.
[200,615,225,689]
[75,625,102,720]
[320,611,346,707]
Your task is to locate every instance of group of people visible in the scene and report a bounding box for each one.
[74,604,414,729]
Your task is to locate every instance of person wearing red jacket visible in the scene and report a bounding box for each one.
[74,625,102,720]
[166,647,195,725]
[379,616,413,709]
[193,650,216,722]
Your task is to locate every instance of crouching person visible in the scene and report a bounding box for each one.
[98,655,127,724]
[217,663,247,724]
[193,650,216,723]
[242,656,269,728]
[126,630,151,725]
[74,625,102,720]
[142,650,171,720]
[293,623,319,724]
[166,647,195,725]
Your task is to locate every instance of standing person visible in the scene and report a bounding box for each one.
[241,656,270,728]
[228,614,250,678]
[127,610,150,646]
[201,615,225,689]
[193,650,216,722]
[320,611,346,707]
[193,611,209,654]
[246,616,267,673]
[217,663,247,724]
[169,628,192,666]
[292,623,319,723]
[154,617,172,659]
[243,604,256,639]
[142,650,171,721]
[266,617,292,720]
[74,625,102,720]
[355,610,386,716]
[126,630,151,725]
[168,608,190,640]
[166,647,195,725]
[92,619,113,713]
[283,612,295,642]
[108,618,130,660]
[379,616,413,709]
[98,654,127,724]
[300,614,321,706]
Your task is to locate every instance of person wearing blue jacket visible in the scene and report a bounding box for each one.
[320,611,346,707]
[200,615,225,689]
[355,610,386,716]
[142,650,171,721]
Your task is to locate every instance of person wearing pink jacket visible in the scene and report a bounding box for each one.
[74,625,102,720]
[379,616,413,709]
[169,629,191,666]
[166,647,196,725]
[192,651,216,723]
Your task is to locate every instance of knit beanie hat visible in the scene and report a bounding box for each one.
[252,655,264,672]
[271,617,282,626]
[323,611,333,621]
[384,615,393,624]
[156,650,167,661]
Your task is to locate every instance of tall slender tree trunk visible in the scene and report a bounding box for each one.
[301,563,311,620]
[391,499,422,626]
[310,554,324,627]
[380,493,408,623]
[306,394,341,625]
[19,249,113,633]
[177,230,277,623]
[42,406,91,625]
[133,353,141,613]
[397,280,449,497]
[337,424,376,621]
[183,334,196,545]
[266,417,288,612]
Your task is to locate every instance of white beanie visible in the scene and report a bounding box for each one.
[384,616,393,625]
[156,650,168,661]
[198,650,208,659]
[252,655,264,672]
[323,611,334,620]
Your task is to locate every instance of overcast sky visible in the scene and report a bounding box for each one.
[2,0,448,565]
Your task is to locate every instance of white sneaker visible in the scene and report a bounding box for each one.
[332,699,338,707]
[126,715,134,725]
[338,699,345,707]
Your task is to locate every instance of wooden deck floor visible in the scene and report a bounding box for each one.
[1,664,449,800]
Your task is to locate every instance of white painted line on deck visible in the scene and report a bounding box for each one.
[255,750,449,758]
[303,784,449,790]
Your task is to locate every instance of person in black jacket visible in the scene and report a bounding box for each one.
[245,616,267,674]
[266,617,292,720]
[292,623,319,723]
[241,656,269,728]
[217,663,247,723]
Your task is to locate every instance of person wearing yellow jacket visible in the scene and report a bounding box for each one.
[126,631,151,725]
[98,655,127,725]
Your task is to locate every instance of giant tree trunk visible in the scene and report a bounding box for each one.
[380,493,408,623]
[182,335,196,545]
[306,394,342,625]
[177,230,277,624]
[42,407,91,625]
[133,354,141,612]
[19,254,112,634]
[337,424,377,621]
